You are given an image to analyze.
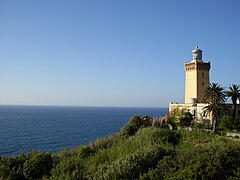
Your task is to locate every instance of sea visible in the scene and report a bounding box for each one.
[0,105,168,157]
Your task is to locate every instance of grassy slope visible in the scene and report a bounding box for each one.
[1,127,240,179]
[73,128,240,179]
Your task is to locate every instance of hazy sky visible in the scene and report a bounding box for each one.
[0,0,240,107]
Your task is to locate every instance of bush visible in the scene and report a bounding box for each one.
[193,121,211,129]
[23,152,53,179]
[93,146,167,180]
[168,108,194,128]
[50,156,84,179]
[167,116,177,130]
[140,141,240,180]
[129,116,143,130]
[90,132,124,151]
[219,116,240,131]
[76,146,95,158]
[121,124,135,137]
[179,112,193,127]
[0,154,26,180]
[167,131,181,150]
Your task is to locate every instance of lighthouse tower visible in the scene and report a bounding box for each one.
[184,46,211,104]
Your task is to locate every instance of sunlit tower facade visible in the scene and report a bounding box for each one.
[184,46,211,104]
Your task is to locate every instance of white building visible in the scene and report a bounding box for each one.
[169,47,212,121]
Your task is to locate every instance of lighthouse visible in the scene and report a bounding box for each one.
[184,46,211,104]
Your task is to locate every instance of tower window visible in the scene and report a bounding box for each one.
[193,110,196,117]
[202,72,204,77]
[202,82,204,87]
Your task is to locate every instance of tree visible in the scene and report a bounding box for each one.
[168,131,181,150]
[202,83,226,103]
[202,83,226,133]
[129,115,143,130]
[179,112,193,127]
[225,84,240,119]
[23,152,53,179]
[203,102,226,133]
[168,108,193,128]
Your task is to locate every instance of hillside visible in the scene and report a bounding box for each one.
[1,126,240,179]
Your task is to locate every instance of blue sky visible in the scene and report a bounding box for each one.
[0,0,240,107]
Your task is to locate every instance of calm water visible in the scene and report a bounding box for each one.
[0,105,167,156]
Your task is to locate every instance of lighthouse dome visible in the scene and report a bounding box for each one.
[192,46,202,53]
[192,46,203,61]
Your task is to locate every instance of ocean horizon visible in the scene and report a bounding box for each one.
[0,105,168,156]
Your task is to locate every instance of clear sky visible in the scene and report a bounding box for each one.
[0,0,240,107]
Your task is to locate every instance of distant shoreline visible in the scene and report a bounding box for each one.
[0,104,168,109]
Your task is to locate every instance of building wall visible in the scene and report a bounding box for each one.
[184,61,210,104]
[196,65,210,103]
[169,102,211,122]
[185,64,197,104]
[169,102,240,124]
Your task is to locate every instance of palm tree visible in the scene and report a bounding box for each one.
[202,83,226,103]
[202,83,226,133]
[225,84,240,119]
[203,101,226,133]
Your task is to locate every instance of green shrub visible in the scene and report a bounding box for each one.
[90,132,124,151]
[168,108,194,128]
[93,146,167,180]
[57,149,72,159]
[50,156,84,179]
[140,140,240,180]
[193,121,211,129]
[121,124,135,137]
[23,152,53,179]
[219,116,240,131]
[129,115,143,130]
[179,112,193,127]
[167,131,181,150]
[85,128,171,177]
[76,146,95,158]
[167,116,177,130]
[0,154,26,180]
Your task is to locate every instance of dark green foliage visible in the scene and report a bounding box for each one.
[93,146,167,180]
[23,152,53,179]
[167,131,181,150]
[225,84,240,119]
[202,83,226,133]
[121,115,150,137]
[75,146,95,158]
[0,154,26,180]
[121,124,135,137]
[2,126,240,179]
[168,108,194,128]
[90,132,124,151]
[179,112,193,127]
[140,140,240,180]
[167,116,177,129]
[84,127,171,179]
[219,116,240,131]
[50,156,84,179]
[193,120,211,129]
[129,115,143,130]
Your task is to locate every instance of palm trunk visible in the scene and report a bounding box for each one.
[212,113,217,133]
[232,102,236,119]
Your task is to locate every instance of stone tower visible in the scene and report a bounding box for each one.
[184,46,211,104]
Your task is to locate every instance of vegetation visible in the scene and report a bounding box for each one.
[1,85,240,179]
[225,84,240,119]
[219,115,240,131]
[168,108,194,129]
[202,83,226,133]
[1,118,240,180]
